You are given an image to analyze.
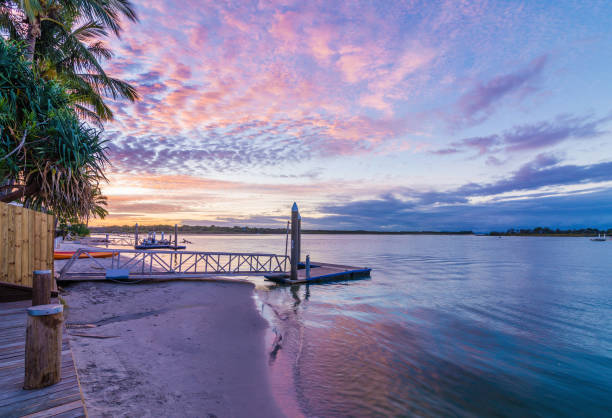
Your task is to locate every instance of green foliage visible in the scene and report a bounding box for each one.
[0,38,108,221]
[0,0,139,122]
[57,216,89,236]
[90,224,475,235]
[489,227,609,236]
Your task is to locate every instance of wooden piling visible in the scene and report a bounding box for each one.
[175,224,178,247]
[32,270,52,306]
[24,304,64,389]
[297,214,301,266]
[135,223,139,246]
[290,203,299,281]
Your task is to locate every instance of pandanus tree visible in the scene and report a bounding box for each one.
[0,0,139,122]
[0,39,108,221]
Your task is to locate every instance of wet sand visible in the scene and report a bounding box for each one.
[62,281,283,417]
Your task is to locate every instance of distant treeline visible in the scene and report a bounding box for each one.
[489,227,610,236]
[89,224,611,236]
[90,224,474,235]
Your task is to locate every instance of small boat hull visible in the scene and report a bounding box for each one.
[54,251,116,260]
[134,245,186,250]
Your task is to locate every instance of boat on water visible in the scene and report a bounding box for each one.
[54,251,117,260]
[590,233,607,242]
[135,231,186,250]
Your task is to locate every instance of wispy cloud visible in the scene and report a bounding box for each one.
[434,113,610,157]
[450,55,547,128]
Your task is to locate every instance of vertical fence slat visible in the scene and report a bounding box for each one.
[21,206,30,286]
[47,214,55,289]
[14,207,24,285]
[0,204,7,282]
[40,215,48,274]
[7,206,17,284]
[28,210,36,285]
[34,211,41,272]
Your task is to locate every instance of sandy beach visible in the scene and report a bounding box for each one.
[61,279,284,417]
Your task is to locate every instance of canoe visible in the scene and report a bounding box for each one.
[54,251,116,260]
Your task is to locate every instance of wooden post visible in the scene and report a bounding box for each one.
[32,270,52,306]
[290,203,299,281]
[24,304,63,389]
[306,255,311,279]
[284,221,290,259]
[175,224,178,247]
[297,214,301,266]
[135,223,139,246]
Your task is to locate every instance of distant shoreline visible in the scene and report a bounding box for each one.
[89,226,606,237]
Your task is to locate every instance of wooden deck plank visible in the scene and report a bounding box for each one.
[0,378,79,404]
[23,400,85,418]
[2,392,83,417]
[0,301,86,418]
[0,366,76,391]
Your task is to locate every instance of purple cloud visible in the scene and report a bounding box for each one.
[435,113,610,157]
[453,55,547,126]
[322,156,612,214]
[317,156,612,230]
[503,114,608,152]
[314,189,612,231]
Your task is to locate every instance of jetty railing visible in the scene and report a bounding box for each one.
[58,249,289,280]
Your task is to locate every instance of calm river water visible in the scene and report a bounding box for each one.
[128,234,612,416]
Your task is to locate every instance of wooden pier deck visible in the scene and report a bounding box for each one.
[0,300,86,418]
[264,262,371,284]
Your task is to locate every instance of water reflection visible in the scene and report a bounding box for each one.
[100,233,612,416]
[254,235,612,417]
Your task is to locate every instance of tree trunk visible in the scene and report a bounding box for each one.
[25,18,41,64]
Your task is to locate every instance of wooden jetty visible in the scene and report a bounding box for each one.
[0,300,87,418]
[56,203,371,285]
[265,261,371,284]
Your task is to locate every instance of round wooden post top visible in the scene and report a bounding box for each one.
[27,304,63,316]
[33,270,52,274]
[292,202,298,212]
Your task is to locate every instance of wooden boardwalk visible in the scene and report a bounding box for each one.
[0,300,86,418]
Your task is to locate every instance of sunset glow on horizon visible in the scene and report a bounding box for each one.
[96,0,612,230]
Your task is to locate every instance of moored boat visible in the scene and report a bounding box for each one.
[134,231,186,250]
[590,233,607,241]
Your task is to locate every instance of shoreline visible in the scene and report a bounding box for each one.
[62,280,286,417]
[56,241,292,417]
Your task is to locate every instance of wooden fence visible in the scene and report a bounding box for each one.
[0,202,54,287]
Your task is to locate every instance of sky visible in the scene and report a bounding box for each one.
[96,0,612,231]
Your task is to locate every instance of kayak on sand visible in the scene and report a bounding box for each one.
[54,251,117,260]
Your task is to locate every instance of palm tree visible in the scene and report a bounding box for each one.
[0,39,109,221]
[0,0,139,121]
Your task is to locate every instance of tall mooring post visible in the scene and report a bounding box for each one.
[297,214,301,267]
[135,223,139,246]
[290,202,300,281]
[174,224,178,247]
